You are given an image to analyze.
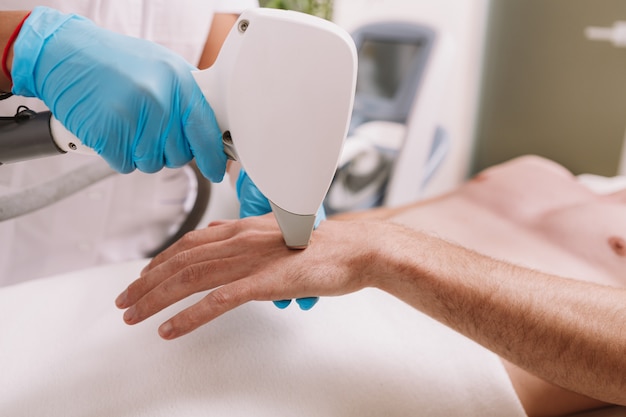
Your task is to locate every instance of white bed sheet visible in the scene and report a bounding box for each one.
[0,259,527,417]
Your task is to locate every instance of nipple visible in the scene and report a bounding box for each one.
[608,236,626,257]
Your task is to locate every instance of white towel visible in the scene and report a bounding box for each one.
[0,259,527,416]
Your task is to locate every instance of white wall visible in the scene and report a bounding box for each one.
[333,0,491,195]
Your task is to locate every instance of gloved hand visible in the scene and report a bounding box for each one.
[236,168,325,310]
[11,7,225,181]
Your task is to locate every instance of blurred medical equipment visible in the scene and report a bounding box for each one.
[0,8,357,249]
[325,20,454,213]
[585,21,626,48]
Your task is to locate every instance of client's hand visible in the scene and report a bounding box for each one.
[115,215,378,339]
[236,168,325,310]
[12,7,225,181]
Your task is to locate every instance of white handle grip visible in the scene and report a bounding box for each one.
[49,116,97,155]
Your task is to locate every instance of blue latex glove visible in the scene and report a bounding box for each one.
[236,168,325,310]
[11,7,225,181]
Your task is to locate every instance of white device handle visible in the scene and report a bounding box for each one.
[192,8,357,248]
[49,116,97,155]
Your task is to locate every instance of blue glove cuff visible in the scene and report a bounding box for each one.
[12,7,80,97]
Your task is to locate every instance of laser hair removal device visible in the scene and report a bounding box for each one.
[0,8,358,249]
[193,8,357,248]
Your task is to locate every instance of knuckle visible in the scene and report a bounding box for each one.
[175,259,224,287]
[207,288,234,308]
[177,264,203,285]
[128,273,154,295]
[170,250,193,271]
[179,230,203,248]
[231,225,279,246]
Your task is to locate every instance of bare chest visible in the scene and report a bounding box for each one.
[390,194,626,288]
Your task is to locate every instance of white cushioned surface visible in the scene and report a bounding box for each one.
[0,259,526,417]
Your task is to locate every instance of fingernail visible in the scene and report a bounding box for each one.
[273,299,292,309]
[296,297,319,310]
[159,322,174,339]
[123,306,136,323]
[115,290,128,308]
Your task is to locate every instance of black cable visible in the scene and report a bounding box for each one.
[0,105,36,122]
[0,91,13,100]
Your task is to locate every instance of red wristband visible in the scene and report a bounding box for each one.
[2,12,32,85]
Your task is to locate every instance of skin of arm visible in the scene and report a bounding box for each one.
[115,214,626,408]
[374,227,626,408]
[197,12,241,190]
[342,192,622,414]
[197,13,239,69]
[0,11,30,92]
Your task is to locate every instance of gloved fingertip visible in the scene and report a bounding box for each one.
[192,141,226,182]
[295,297,319,311]
[273,299,292,309]
[313,205,327,229]
[103,156,133,175]
[134,159,160,174]
[196,158,225,183]
[237,168,273,218]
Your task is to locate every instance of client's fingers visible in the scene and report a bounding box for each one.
[119,218,264,309]
[117,215,289,323]
[121,256,245,325]
[157,282,248,339]
[141,221,239,276]
[117,239,236,309]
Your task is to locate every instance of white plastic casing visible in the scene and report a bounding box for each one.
[50,116,96,155]
[193,8,357,248]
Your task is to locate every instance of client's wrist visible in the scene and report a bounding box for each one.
[366,222,430,293]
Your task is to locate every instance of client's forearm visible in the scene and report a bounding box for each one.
[371,229,626,406]
[0,11,30,91]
